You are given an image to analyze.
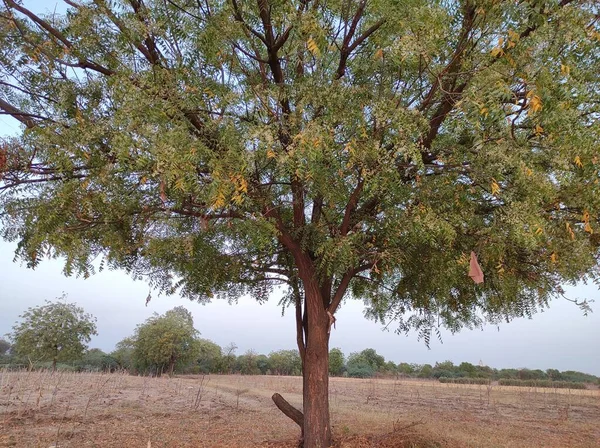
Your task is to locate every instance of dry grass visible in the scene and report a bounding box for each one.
[1,371,598,447]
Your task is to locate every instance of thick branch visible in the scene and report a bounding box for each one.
[272,393,303,432]
[0,98,38,128]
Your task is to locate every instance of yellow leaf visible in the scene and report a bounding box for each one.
[574,155,583,168]
[480,107,489,117]
[212,192,226,209]
[508,29,520,43]
[560,64,570,75]
[534,124,544,135]
[490,46,503,58]
[528,94,542,115]
[374,48,384,60]
[566,222,575,240]
[550,252,558,263]
[524,166,533,177]
[266,149,276,159]
[307,37,320,57]
[491,179,500,196]
[535,226,543,235]
[584,222,593,234]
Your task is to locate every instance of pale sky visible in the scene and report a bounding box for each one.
[0,1,598,376]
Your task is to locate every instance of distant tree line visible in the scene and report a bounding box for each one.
[1,300,598,386]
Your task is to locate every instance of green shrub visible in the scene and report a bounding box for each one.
[498,379,586,389]
[439,377,490,385]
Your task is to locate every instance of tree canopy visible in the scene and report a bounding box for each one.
[9,299,97,370]
[0,0,598,445]
[129,306,200,376]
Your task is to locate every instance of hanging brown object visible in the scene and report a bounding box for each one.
[469,251,484,284]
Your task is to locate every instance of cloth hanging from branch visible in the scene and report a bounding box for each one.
[469,251,484,284]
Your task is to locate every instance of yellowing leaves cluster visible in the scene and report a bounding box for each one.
[583,210,593,234]
[490,179,500,196]
[307,37,320,57]
[527,91,543,115]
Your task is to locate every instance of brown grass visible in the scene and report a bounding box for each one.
[1,371,598,447]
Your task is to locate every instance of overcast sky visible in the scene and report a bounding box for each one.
[0,1,598,376]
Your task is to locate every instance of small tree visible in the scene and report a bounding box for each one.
[111,337,135,372]
[131,306,200,376]
[328,348,345,376]
[10,299,97,371]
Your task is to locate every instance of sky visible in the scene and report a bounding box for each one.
[0,0,599,376]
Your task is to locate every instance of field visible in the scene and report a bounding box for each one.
[1,371,599,447]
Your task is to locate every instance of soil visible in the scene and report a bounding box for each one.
[1,372,598,447]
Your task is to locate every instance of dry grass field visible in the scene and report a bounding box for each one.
[1,371,598,448]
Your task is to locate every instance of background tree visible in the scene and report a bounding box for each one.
[236,349,261,375]
[75,348,118,372]
[196,338,223,374]
[111,337,135,371]
[346,348,386,378]
[0,0,598,445]
[0,338,11,356]
[328,348,345,377]
[131,306,200,376]
[9,299,97,371]
[220,343,238,374]
[269,350,302,376]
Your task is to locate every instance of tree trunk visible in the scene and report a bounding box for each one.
[52,357,57,372]
[302,285,332,447]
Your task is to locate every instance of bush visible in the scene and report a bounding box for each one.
[498,379,586,389]
[438,377,490,385]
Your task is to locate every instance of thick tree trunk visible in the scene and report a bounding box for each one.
[303,325,331,447]
[302,284,332,447]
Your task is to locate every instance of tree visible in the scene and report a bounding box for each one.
[328,348,345,376]
[9,299,97,371]
[131,306,200,376]
[346,352,375,378]
[0,1,598,445]
[111,337,135,371]
[76,348,118,372]
[0,338,11,356]
[269,350,302,376]
[237,349,261,374]
[346,348,386,377]
[196,338,222,374]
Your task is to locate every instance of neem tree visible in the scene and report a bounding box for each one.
[0,0,598,445]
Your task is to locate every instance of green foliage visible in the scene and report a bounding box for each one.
[110,337,135,371]
[268,350,302,376]
[74,348,118,372]
[130,306,200,376]
[346,348,387,378]
[0,0,597,348]
[498,379,586,389]
[235,349,261,375]
[196,338,222,374]
[438,377,490,385]
[9,298,97,369]
[328,348,345,376]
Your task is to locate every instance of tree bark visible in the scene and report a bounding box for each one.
[272,393,304,433]
[302,284,332,447]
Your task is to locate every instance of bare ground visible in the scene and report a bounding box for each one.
[0,371,598,447]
